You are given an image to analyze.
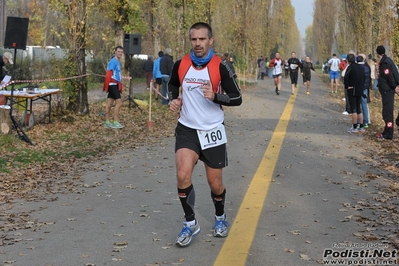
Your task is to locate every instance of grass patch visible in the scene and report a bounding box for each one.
[318,73,331,84]
[13,149,57,165]
[0,134,19,146]
[0,157,10,173]
[66,150,97,158]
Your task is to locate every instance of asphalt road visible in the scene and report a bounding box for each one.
[0,73,391,266]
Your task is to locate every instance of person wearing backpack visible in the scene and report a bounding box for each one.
[168,22,242,247]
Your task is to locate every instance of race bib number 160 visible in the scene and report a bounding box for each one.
[197,124,227,150]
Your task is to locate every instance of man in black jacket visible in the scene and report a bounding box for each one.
[344,53,365,134]
[160,48,174,105]
[376,45,399,139]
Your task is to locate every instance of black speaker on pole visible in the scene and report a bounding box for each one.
[4,16,29,50]
[124,34,142,55]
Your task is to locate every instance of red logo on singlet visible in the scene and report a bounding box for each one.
[384,68,390,75]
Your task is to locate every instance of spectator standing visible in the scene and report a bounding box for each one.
[375,45,399,139]
[322,58,329,74]
[328,53,341,93]
[339,54,347,84]
[103,46,124,129]
[160,47,174,105]
[142,56,153,90]
[259,57,266,80]
[152,51,164,101]
[221,54,236,79]
[344,53,365,134]
[257,56,263,79]
[0,52,13,82]
[225,54,237,79]
[342,50,357,115]
[357,54,371,128]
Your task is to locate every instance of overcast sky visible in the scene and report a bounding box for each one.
[291,0,314,38]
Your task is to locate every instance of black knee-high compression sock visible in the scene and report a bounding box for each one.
[211,189,226,217]
[178,184,195,222]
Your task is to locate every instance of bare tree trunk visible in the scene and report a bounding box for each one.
[174,0,185,58]
[65,0,89,115]
[43,0,50,46]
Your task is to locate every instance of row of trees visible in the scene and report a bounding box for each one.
[4,0,302,114]
[6,0,302,68]
[6,0,399,115]
[309,0,399,63]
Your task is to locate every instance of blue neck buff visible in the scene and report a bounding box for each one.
[190,48,214,66]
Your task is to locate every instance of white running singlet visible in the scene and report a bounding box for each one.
[272,59,283,75]
[178,66,224,131]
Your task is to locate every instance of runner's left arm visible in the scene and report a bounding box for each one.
[212,63,242,106]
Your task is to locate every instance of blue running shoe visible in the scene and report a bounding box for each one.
[213,214,229,238]
[176,220,201,247]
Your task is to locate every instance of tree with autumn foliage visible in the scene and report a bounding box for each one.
[3,0,302,74]
[7,0,399,85]
[310,0,399,63]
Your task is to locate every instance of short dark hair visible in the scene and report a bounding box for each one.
[189,22,213,38]
[357,55,364,62]
[115,45,123,51]
[158,51,164,57]
[332,53,336,56]
[347,53,356,63]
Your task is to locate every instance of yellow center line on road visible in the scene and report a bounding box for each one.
[214,93,297,266]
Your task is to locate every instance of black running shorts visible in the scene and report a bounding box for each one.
[155,78,162,85]
[290,71,298,85]
[107,85,121,99]
[175,122,228,169]
[303,75,311,83]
